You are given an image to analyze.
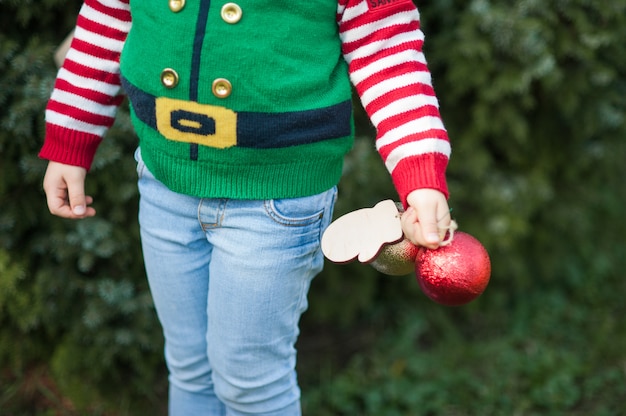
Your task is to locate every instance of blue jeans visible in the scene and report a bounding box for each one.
[135,150,336,415]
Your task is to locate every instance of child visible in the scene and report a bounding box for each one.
[41,0,451,414]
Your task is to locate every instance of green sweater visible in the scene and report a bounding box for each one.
[42,0,451,205]
[120,0,354,199]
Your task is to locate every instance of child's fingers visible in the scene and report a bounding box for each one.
[415,208,442,248]
[43,162,96,219]
[45,185,72,217]
[66,174,87,216]
[401,207,434,248]
[401,189,452,249]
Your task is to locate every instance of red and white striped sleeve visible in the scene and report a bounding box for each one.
[40,0,131,170]
[337,0,451,205]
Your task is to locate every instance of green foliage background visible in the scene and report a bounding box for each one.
[1,0,625,414]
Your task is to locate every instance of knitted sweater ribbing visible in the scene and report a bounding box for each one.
[41,0,451,204]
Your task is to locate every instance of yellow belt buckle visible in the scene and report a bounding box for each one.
[155,97,237,149]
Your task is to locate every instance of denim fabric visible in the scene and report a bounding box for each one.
[135,149,337,415]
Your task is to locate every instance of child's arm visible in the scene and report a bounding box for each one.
[41,0,131,218]
[337,0,451,248]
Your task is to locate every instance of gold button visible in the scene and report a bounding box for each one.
[169,0,185,12]
[221,3,242,24]
[161,68,179,88]
[212,78,232,98]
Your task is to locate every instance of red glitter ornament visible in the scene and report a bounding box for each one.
[415,232,491,306]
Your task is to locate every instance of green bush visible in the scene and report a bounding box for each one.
[1,2,164,412]
[302,1,626,414]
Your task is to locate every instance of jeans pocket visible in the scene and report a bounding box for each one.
[264,187,337,227]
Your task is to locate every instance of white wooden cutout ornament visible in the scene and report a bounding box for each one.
[321,199,403,264]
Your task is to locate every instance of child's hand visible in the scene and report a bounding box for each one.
[401,189,450,249]
[43,161,96,219]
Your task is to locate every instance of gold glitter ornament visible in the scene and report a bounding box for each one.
[369,237,421,275]
[367,202,417,275]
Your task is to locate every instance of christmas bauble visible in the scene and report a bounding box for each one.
[415,232,491,306]
[369,238,420,275]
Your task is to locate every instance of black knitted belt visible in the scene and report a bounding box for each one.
[121,77,353,150]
